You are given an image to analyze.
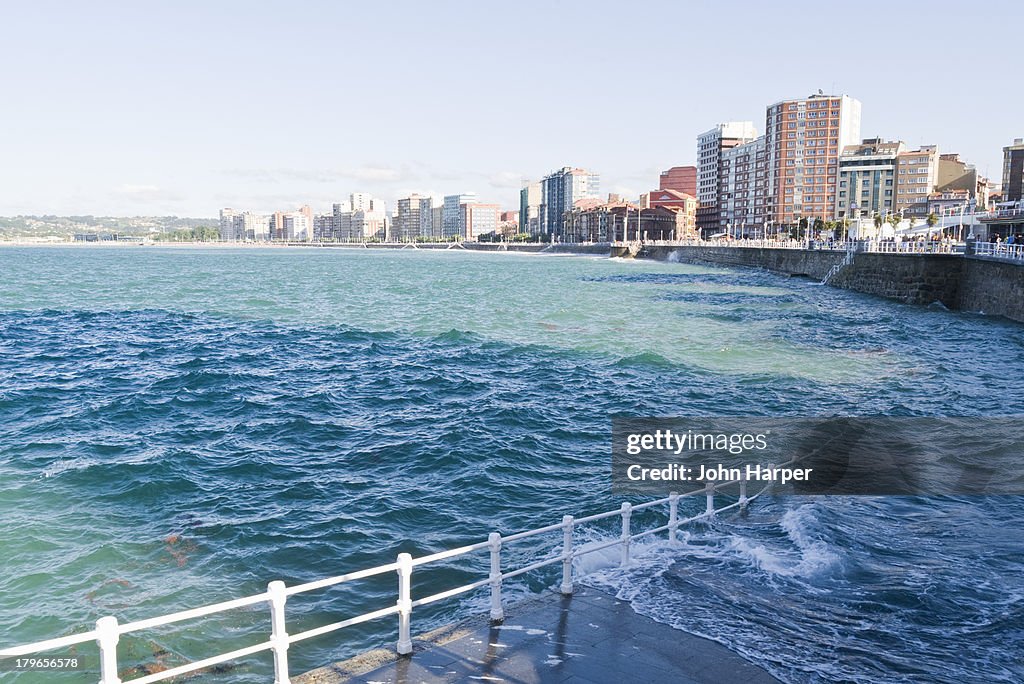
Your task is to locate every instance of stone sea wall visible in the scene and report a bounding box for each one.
[627,245,1024,323]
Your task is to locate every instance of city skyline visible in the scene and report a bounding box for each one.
[2,0,1020,217]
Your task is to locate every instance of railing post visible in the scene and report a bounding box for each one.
[560,515,574,595]
[705,482,715,517]
[396,553,413,655]
[96,616,121,684]
[668,492,679,546]
[739,478,749,509]
[619,502,632,567]
[488,532,504,621]
[267,581,290,684]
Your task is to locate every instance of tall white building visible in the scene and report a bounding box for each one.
[219,208,238,240]
[240,211,270,240]
[350,193,375,212]
[282,213,310,241]
[697,122,757,236]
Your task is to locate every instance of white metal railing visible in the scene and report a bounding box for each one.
[0,475,781,684]
[973,241,1024,261]
[863,240,957,254]
[621,237,965,254]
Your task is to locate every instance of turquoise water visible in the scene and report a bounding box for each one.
[1,246,1022,683]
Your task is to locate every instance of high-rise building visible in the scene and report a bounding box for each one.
[697,123,757,236]
[719,136,767,235]
[894,146,939,217]
[519,181,541,236]
[350,193,375,212]
[238,211,270,240]
[432,205,443,240]
[538,167,600,238]
[314,214,334,241]
[443,193,477,238]
[1003,138,1024,204]
[282,213,310,241]
[418,197,440,238]
[659,166,697,197]
[219,208,238,240]
[763,93,862,226]
[351,208,386,240]
[836,138,903,220]
[461,203,500,240]
[393,194,423,242]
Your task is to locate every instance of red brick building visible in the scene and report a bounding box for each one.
[659,166,697,197]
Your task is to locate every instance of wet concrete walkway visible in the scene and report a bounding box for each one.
[295,586,781,684]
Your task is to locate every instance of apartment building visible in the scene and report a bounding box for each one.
[719,135,767,236]
[697,122,757,235]
[393,194,423,242]
[836,138,903,220]
[1004,138,1024,204]
[894,146,939,217]
[538,167,600,238]
[763,93,862,226]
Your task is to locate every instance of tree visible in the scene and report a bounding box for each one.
[927,213,939,228]
[887,214,901,232]
[873,213,884,230]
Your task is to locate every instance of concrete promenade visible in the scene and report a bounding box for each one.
[295,586,780,684]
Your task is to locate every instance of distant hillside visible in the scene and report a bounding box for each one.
[0,216,217,238]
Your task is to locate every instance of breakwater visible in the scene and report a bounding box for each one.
[621,244,1024,323]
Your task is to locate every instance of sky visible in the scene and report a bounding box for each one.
[2,0,1020,218]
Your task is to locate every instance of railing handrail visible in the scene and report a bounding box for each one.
[0,467,789,683]
[973,241,1024,261]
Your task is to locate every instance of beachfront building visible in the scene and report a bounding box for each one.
[460,203,500,240]
[719,135,767,236]
[219,209,272,241]
[239,212,271,240]
[697,122,757,236]
[281,213,311,241]
[565,201,696,243]
[894,146,940,218]
[835,138,903,220]
[442,193,477,238]
[519,181,541,236]
[641,190,698,236]
[538,167,600,239]
[927,189,972,217]
[417,197,442,239]
[351,208,386,240]
[659,166,697,197]
[1004,138,1024,204]
[219,208,238,240]
[763,93,862,229]
[392,194,424,242]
